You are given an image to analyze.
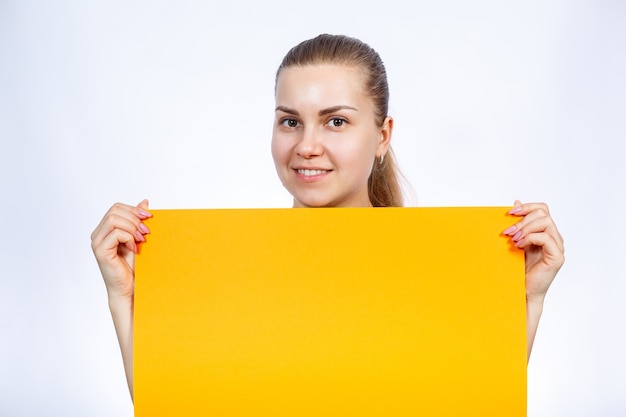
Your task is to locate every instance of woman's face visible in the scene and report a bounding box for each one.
[271,64,391,208]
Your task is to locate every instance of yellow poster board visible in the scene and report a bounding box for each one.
[135,207,526,416]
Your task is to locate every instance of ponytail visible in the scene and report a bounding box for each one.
[369,148,404,207]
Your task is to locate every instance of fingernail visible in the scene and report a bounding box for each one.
[515,238,525,247]
[509,206,523,214]
[135,230,145,242]
[138,209,152,219]
[503,226,516,235]
[512,231,523,241]
[139,223,150,234]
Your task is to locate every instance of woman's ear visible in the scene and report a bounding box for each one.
[377,116,393,156]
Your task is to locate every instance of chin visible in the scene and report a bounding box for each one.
[292,193,337,208]
[293,199,333,208]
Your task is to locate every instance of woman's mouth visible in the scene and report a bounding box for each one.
[297,169,329,177]
[294,168,332,181]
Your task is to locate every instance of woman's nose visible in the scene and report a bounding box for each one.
[295,127,323,158]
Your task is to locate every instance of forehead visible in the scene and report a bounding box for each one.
[275,64,368,105]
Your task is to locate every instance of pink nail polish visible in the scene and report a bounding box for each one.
[503,226,516,235]
[512,231,523,241]
[515,239,525,247]
[509,206,523,215]
[135,230,145,242]
[139,223,150,234]
[138,209,152,219]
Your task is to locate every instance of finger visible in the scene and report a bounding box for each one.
[91,211,149,252]
[108,201,152,220]
[503,206,550,235]
[515,232,565,269]
[101,202,150,232]
[512,216,563,249]
[104,202,151,226]
[136,199,152,218]
[94,212,145,243]
[94,227,138,260]
[506,204,563,248]
[91,203,135,240]
[504,214,564,253]
[508,201,550,217]
[522,215,564,252]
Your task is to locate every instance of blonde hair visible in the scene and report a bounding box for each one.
[276,34,404,207]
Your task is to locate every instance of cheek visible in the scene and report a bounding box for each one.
[271,132,289,167]
[270,131,281,160]
[332,132,378,167]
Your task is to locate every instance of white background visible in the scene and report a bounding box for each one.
[1,1,625,415]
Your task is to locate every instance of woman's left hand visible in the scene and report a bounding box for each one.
[503,200,565,304]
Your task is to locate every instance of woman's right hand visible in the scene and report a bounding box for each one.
[90,200,152,301]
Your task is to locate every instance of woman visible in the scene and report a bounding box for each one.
[91,34,565,398]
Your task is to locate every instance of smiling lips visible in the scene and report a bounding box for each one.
[295,168,331,180]
[298,168,328,176]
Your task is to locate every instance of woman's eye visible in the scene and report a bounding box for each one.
[281,118,300,128]
[327,118,346,127]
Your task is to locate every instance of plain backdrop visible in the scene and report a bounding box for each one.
[1,1,625,416]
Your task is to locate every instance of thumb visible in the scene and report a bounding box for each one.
[137,199,150,210]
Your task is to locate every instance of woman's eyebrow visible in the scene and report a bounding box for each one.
[318,105,358,116]
[275,105,359,116]
[275,105,299,115]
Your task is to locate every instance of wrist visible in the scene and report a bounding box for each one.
[526,293,545,310]
[526,296,544,318]
[526,296,544,361]
[108,292,133,314]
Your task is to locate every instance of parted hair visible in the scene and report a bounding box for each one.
[275,34,404,207]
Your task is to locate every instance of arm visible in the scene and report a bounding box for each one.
[503,201,565,361]
[90,200,152,399]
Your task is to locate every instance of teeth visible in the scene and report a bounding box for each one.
[298,169,327,176]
